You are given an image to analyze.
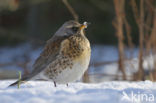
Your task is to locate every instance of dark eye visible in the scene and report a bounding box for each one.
[72,27,79,32]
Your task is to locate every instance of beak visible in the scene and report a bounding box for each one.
[79,22,90,30]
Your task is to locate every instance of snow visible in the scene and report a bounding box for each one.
[0,44,156,103]
[0,80,156,103]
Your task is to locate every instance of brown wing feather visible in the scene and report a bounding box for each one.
[8,36,69,87]
[31,36,69,76]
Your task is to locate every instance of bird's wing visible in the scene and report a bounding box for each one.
[30,35,70,77]
[8,35,70,87]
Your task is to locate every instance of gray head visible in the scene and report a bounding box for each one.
[54,20,88,37]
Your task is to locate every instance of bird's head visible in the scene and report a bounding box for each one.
[54,20,89,37]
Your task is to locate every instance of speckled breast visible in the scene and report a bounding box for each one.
[44,34,91,84]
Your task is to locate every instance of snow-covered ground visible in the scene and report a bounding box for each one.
[0,44,156,103]
[0,80,156,103]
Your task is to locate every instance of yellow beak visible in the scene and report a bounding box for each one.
[79,22,88,30]
[80,25,86,30]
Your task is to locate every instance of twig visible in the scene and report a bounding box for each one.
[123,16,134,59]
[144,0,153,57]
[62,0,79,21]
[137,0,145,80]
[82,69,90,83]
[131,0,145,80]
[150,7,156,80]
[131,0,140,25]
[113,0,127,80]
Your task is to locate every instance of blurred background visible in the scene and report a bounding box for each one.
[0,0,156,83]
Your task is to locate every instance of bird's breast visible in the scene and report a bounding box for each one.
[53,37,91,83]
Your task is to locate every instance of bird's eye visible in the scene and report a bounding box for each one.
[72,27,79,32]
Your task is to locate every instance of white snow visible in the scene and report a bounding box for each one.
[0,80,156,103]
[0,44,156,103]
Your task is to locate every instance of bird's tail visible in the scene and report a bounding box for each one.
[8,76,30,87]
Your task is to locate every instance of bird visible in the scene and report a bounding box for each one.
[9,20,91,87]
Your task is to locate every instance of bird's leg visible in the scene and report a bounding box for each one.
[66,83,68,87]
[53,81,57,87]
